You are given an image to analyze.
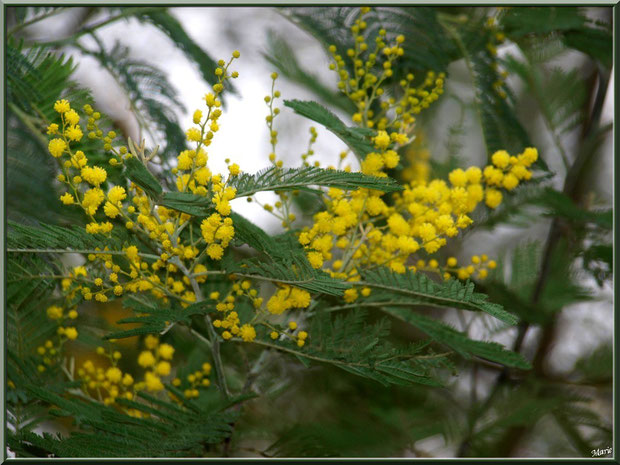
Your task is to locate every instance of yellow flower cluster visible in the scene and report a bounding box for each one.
[135,335,176,392]
[266,285,311,315]
[36,302,80,372]
[201,213,235,260]
[46,54,245,312]
[211,280,262,342]
[414,254,497,281]
[170,362,212,400]
[77,346,136,409]
[296,7,539,303]
[483,15,510,99]
[269,320,309,348]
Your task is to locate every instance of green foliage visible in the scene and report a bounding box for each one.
[284,100,375,160]
[159,166,402,215]
[382,307,530,369]
[7,40,91,119]
[158,192,212,217]
[6,4,612,459]
[284,7,456,75]
[482,240,592,325]
[8,384,237,457]
[500,7,612,68]
[258,310,449,387]
[504,55,588,146]
[124,156,164,199]
[7,254,58,360]
[359,267,519,324]
[104,296,215,340]
[231,165,402,196]
[7,220,127,251]
[442,16,532,158]
[533,188,612,229]
[6,41,99,225]
[500,7,587,37]
[225,255,348,296]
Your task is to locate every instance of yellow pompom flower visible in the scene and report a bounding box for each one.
[155,361,171,376]
[207,243,224,260]
[64,327,78,340]
[138,351,156,368]
[46,305,63,320]
[239,324,256,342]
[186,127,201,142]
[177,150,194,170]
[145,372,164,392]
[108,186,126,204]
[449,168,468,187]
[54,99,71,113]
[373,130,391,150]
[485,189,503,209]
[105,367,122,383]
[60,193,74,205]
[228,163,240,176]
[307,251,324,269]
[502,173,519,190]
[81,166,108,187]
[383,150,400,168]
[48,138,67,158]
[519,147,538,165]
[144,335,159,349]
[491,150,510,169]
[82,188,105,215]
[122,373,134,386]
[158,343,175,360]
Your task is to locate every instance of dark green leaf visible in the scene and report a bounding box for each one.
[284,100,375,160]
[158,191,211,217]
[124,156,162,198]
[382,307,531,369]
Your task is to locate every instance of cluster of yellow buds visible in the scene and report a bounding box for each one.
[77,346,135,409]
[296,7,538,304]
[414,254,498,281]
[37,301,80,372]
[269,320,309,348]
[170,362,212,401]
[211,280,261,342]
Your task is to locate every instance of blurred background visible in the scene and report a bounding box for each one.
[6,6,613,458]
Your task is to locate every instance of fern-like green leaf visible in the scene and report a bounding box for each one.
[159,166,402,216]
[253,310,448,387]
[158,192,210,217]
[7,220,127,251]
[124,156,163,199]
[358,267,518,324]
[226,255,349,297]
[11,384,236,457]
[381,307,531,369]
[104,295,215,340]
[231,165,402,196]
[284,100,375,160]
